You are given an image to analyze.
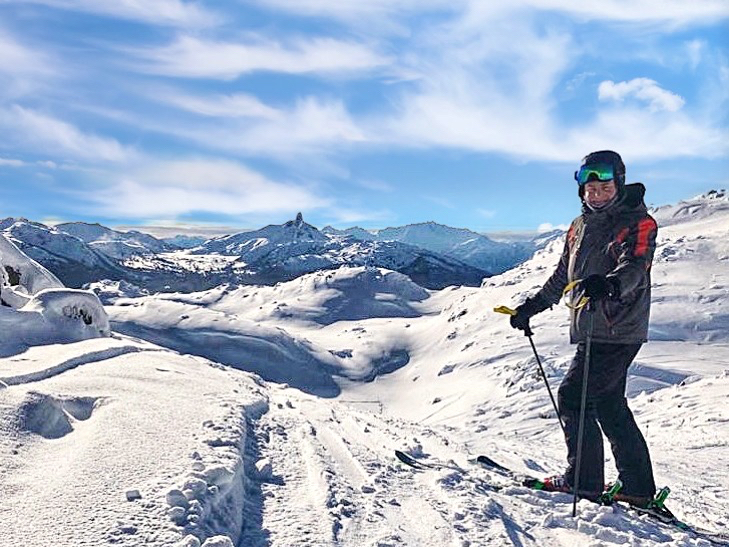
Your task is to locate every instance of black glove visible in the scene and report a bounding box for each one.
[509,311,532,334]
[509,296,543,334]
[580,274,620,300]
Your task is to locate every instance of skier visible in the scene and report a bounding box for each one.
[509,150,658,506]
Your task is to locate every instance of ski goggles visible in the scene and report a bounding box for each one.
[574,163,615,185]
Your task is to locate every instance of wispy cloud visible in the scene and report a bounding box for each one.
[0,157,26,167]
[15,0,219,28]
[0,29,52,76]
[132,35,390,79]
[538,222,569,232]
[685,39,706,70]
[356,179,395,192]
[323,206,395,225]
[564,107,728,160]
[0,28,57,101]
[373,15,576,161]
[159,91,282,119]
[252,0,729,28]
[83,158,331,219]
[0,106,135,162]
[598,78,685,112]
[149,96,368,157]
[477,208,497,219]
[501,0,729,27]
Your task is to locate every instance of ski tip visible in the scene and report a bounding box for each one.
[394,450,418,466]
[476,455,509,472]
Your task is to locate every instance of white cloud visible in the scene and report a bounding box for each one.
[685,39,705,70]
[0,30,52,76]
[477,209,497,219]
[323,207,394,225]
[15,0,218,28]
[0,28,57,102]
[161,92,282,119]
[372,16,576,161]
[598,78,685,112]
[563,107,729,161]
[538,222,569,232]
[0,106,134,162]
[356,179,395,192]
[134,35,390,79]
[516,0,729,27]
[252,0,729,28]
[0,157,26,167]
[86,158,331,218]
[152,96,368,157]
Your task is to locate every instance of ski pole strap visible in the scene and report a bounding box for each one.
[563,280,590,310]
[494,305,517,316]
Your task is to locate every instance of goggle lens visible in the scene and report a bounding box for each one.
[574,163,615,185]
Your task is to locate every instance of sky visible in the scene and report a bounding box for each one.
[0,0,728,236]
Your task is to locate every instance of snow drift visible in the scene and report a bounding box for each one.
[1,234,110,353]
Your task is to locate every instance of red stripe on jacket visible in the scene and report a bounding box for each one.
[635,218,657,257]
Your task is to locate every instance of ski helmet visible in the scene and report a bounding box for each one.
[575,150,625,199]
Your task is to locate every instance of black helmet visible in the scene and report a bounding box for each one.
[575,150,625,198]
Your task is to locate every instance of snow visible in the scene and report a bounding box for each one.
[1,191,728,546]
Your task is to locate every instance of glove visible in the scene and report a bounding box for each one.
[509,296,543,334]
[509,310,532,334]
[580,274,620,300]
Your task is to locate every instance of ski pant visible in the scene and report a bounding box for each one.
[557,341,656,497]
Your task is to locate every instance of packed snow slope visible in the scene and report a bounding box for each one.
[1,190,727,546]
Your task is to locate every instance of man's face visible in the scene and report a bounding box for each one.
[583,180,617,209]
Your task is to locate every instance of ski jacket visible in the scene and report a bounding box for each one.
[533,183,658,344]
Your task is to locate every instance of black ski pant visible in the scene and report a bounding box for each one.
[557,341,656,497]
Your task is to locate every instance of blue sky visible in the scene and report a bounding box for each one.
[0,1,727,236]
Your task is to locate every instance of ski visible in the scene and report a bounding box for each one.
[394,450,466,474]
[394,450,502,493]
[475,454,729,546]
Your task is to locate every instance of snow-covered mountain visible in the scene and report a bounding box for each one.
[193,213,492,289]
[1,218,130,288]
[6,214,496,291]
[55,221,175,258]
[1,218,221,293]
[1,190,728,546]
[324,220,535,273]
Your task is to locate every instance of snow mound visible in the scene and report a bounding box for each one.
[1,234,111,352]
[109,295,342,396]
[215,266,430,325]
[86,278,149,304]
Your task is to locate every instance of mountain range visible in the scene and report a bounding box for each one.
[1,213,551,291]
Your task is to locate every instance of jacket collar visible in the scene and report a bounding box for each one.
[582,183,647,218]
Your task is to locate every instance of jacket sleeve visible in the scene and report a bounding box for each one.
[532,223,573,311]
[607,215,658,296]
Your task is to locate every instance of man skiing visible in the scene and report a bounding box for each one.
[509,150,658,506]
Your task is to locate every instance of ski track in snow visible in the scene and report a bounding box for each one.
[239,386,729,547]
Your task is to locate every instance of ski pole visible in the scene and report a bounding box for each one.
[494,306,566,437]
[572,302,595,517]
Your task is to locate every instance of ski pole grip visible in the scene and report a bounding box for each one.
[494,305,517,316]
